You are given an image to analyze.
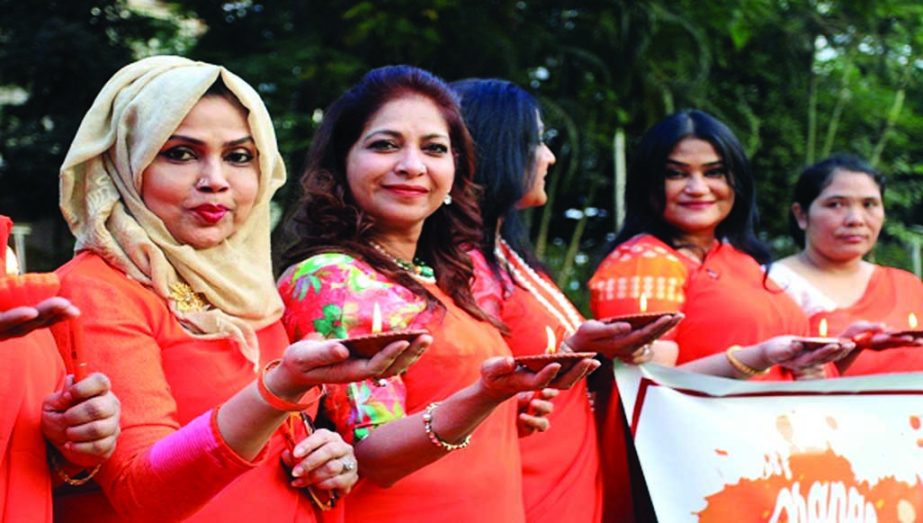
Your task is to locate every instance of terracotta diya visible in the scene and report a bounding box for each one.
[888,313,923,339]
[793,337,845,350]
[887,330,923,339]
[796,318,847,350]
[341,329,429,359]
[514,351,598,373]
[0,273,60,311]
[598,293,679,333]
[601,311,676,330]
[340,303,429,358]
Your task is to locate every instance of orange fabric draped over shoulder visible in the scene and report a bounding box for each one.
[470,243,602,523]
[590,235,691,325]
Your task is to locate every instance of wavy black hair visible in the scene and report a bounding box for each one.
[612,109,771,264]
[451,78,545,277]
[789,153,886,248]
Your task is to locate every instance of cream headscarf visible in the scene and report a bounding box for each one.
[59,55,286,368]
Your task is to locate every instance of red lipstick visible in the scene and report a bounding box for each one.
[192,204,228,224]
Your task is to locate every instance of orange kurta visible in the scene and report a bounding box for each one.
[790,266,923,376]
[588,234,809,521]
[52,252,323,523]
[278,253,524,523]
[471,244,602,523]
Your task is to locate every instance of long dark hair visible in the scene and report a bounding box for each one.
[451,78,544,277]
[613,109,771,264]
[281,65,495,325]
[789,153,886,248]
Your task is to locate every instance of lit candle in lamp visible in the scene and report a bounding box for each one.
[818,318,828,337]
[371,302,383,334]
[69,317,89,381]
[639,293,648,313]
[909,313,918,330]
[545,326,557,354]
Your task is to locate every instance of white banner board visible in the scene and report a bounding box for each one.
[614,363,923,522]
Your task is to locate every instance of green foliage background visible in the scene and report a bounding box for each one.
[2,1,921,312]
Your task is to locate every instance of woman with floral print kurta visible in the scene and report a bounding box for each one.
[278,65,598,523]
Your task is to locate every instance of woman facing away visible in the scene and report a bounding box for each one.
[52,56,422,522]
[588,109,853,520]
[769,153,923,376]
[277,65,596,523]
[0,215,120,522]
[451,78,678,523]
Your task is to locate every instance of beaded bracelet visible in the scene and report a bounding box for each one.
[258,359,326,412]
[50,451,102,486]
[421,402,471,451]
[725,345,769,377]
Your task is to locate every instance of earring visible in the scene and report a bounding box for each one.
[443,193,453,206]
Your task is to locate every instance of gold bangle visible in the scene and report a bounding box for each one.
[421,402,471,451]
[725,345,769,377]
[50,451,102,486]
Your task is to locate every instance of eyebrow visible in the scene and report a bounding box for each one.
[167,134,255,147]
[821,193,882,200]
[363,129,450,141]
[665,159,725,168]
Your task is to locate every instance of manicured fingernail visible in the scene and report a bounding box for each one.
[292,465,303,477]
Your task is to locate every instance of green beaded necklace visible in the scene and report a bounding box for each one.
[370,241,436,284]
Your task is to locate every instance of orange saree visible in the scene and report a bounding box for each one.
[471,242,602,523]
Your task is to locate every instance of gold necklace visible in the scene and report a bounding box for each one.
[169,281,208,313]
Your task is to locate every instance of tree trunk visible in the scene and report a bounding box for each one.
[613,127,627,232]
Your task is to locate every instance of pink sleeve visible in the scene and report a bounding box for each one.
[467,249,509,318]
[125,410,266,518]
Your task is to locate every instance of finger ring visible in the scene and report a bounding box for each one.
[342,459,355,473]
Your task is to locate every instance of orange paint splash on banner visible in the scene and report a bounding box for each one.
[698,449,923,522]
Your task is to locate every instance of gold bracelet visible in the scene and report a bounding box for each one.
[50,451,102,486]
[725,345,769,377]
[421,402,471,451]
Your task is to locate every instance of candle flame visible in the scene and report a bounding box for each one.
[545,326,557,354]
[639,293,648,313]
[371,302,382,334]
[818,318,828,337]
[910,313,918,330]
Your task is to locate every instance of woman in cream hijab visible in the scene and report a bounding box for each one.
[53,56,426,522]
